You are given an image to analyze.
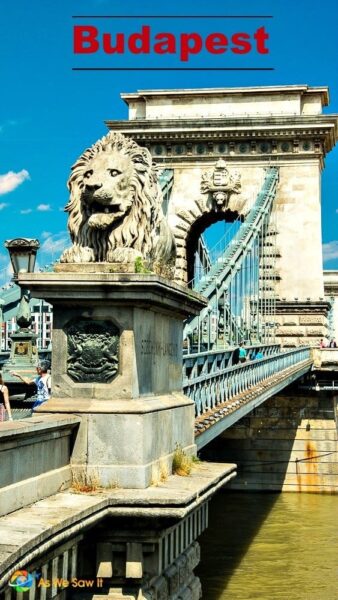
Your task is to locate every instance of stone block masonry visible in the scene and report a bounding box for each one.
[202,390,338,493]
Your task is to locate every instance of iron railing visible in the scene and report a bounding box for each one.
[183,346,311,418]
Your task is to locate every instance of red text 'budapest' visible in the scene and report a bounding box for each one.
[73,25,270,62]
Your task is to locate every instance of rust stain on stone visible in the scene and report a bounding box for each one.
[295,458,302,492]
[305,440,318,488]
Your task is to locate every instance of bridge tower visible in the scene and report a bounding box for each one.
[109,85,338,347]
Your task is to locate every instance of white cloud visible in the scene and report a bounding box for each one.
[0,202,8,210]
[323,240,338,262]
[37,203,52,211]
[0,169,30,195]
[20,208,32,214]
[40,232,68,257]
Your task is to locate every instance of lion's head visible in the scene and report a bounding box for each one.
[61,131,175,265]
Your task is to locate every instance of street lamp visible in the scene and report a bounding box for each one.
[5,238,39,278]
[2,238,40,387]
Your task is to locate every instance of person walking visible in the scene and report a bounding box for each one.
[0,372,13,422]
[239,342,247,363]
[329,338,337,348]
[11,362,51,412]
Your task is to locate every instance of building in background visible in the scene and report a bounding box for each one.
[0,283,52,351]
[324,271,338,341]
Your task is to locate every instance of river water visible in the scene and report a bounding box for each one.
[197,492,337,600]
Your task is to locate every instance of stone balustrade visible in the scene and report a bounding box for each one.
[0,415,80,517]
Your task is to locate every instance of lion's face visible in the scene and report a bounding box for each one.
[62,131,175,266]
[81,151,135,230]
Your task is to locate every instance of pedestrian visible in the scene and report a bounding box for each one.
[11,361,51,412]
[232,347,240,365]
[0,372,13,422]
[329,338,337,348]
[253,349,264,360]
[239,342,247,363]
[319,338,328,348]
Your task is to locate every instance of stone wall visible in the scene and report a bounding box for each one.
[273,162,324,300]
[0,415,80,516]
[202,390,338,493]
[76,506,207,599]
[275,304,329,347]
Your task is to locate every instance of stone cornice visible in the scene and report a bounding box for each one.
[324,285,338,296]
[325,286,338,296]
[276,300,331,315]
[105,115,338,155]
[107,114,337,128]
[121,85,329,103]
[324,270,338,295]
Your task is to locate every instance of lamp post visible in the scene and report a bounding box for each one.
[249,298,258,344]
[2,238,40,386]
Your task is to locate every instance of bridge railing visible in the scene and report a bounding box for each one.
[183,347,311,418]
[183,343,280,376]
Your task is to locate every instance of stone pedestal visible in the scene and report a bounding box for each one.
[1,327,38,385]
[19,269,206,489]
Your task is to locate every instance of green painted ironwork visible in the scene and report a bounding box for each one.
[184,167,279,351]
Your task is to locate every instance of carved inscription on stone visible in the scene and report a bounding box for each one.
[140,339,178,358]
[67,319,119,383]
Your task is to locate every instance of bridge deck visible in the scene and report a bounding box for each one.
[194,358,312,449]
[187,349,313,449]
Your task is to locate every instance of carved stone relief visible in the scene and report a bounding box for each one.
[67,319,119,383]
[200,158,242,211]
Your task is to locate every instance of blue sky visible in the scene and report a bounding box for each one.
[1,0,338,284]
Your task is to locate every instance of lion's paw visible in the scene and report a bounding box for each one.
[106,247,143,264]
[60,245,95,263]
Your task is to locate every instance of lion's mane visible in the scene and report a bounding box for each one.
[61,131,175,264]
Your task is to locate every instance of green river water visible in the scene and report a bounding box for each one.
[197,492,337,600]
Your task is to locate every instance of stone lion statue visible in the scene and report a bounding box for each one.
[60,131,176,266]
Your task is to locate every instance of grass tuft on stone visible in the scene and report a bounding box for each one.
[172,444,193,477]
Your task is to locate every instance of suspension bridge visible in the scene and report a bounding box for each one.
[2,166,314,430]
[0,85,337,600]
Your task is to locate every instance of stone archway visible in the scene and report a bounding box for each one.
[170,159,247,283]
[185,210,242,284]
